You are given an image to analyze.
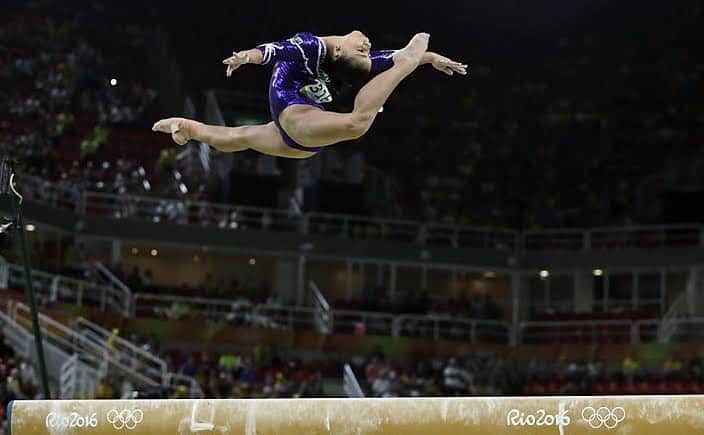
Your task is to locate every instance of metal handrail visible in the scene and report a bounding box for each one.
[518,318,663,344]
[8,301,157,387]
[310,281,332,334]
[19,174,702,252]
[8,301,203,397]
[393,314,509,342]
[5,263,131,317]
[132,293,511,343]
[72,317,168,384]
[343,363,365,398]
[655,317,704,342]
[94,262,134,314]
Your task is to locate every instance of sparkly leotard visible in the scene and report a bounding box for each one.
[257,32,395,152]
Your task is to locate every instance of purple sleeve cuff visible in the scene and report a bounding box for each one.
[370,50,396,76]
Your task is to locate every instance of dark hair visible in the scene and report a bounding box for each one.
[326,54,371,98]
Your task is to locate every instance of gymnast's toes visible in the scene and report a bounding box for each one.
[393,33,430,68]
[152,118,174,133]
[153,118,192,146]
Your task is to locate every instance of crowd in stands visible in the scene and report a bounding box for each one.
[169,350,324,399]
[355,2,704,229]
[356,350,704,397]
[0,331,42,435]
[90,346,325,400]
[357,353,514,397]
[0,0,203,202]
[2,1,703,233]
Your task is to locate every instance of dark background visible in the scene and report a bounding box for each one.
[3,0,703,227]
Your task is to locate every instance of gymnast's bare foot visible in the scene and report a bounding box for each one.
[152,117,198,146]
[393,33,430,70]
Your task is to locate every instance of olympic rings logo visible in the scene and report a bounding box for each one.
[106,409,144,430]
[581,406,626,429]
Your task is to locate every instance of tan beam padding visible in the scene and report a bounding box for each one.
[9,396,704,435]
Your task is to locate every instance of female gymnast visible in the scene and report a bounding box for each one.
[153,32,467,159]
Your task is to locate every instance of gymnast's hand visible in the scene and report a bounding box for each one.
[426,53,468,76]
[222,51,251,77]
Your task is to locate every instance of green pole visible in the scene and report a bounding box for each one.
[9,184,51,399]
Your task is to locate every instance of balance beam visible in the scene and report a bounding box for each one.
[9,396,704,434]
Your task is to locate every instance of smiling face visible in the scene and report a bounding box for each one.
[338,30,373,73]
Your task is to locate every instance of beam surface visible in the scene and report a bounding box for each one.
[9,396,704,435]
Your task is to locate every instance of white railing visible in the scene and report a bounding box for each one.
[94,262,134,314]
[659,293,689,342]
[71,317,203,398]
[134,293,321,329]
[8,301,155,387]
[7,301,202,397]
[310,281,332,334]
[20,174,701,252]
[250,304,320,329]
[392,315,510,343]
[60,354,79,399]
[343,363,365,398]
[521,224,702,251]
[4,263,131,318]
[132,293,510,344]
[1,310,100,399]
[1,311,32,357]
[71,317,168,385]
[518,319,661,344]
[304,212,518,249]
[332,309,397,336]
[657,318,704,342]
[134,293,251,320]
[658,266,704,342]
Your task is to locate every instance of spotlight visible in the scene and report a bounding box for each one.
[150,249,158,257]
[539,270,550,279]
[25,224,36,232]
[593,269,604,277]
[248,257,256,266]
[110,78,117,86]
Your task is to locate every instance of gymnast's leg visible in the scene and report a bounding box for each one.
[152,119,305,157]
[279,33,430,148]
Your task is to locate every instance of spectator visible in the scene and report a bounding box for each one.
[442,357,473,395]
[623,352,640,382]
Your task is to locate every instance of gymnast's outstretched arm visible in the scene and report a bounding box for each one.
[222,33,324,76]
[366,49,467,79]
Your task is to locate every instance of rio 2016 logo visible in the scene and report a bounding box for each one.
[45,412,98,429]
[506,409,571,427]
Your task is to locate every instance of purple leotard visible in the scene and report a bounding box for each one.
[257,32,395,153]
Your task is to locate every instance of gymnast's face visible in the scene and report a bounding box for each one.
[338,30,373,73]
